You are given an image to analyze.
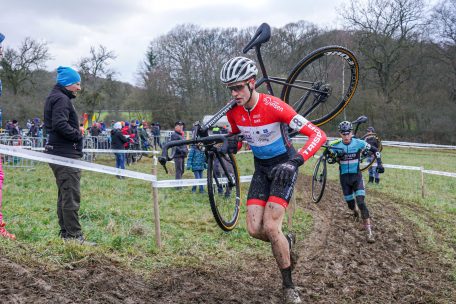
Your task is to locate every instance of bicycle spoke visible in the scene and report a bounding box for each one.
[282,46,359,126]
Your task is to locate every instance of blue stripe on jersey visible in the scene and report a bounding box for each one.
[251,137,287,159]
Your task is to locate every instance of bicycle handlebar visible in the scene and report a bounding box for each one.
[158,134,231,173]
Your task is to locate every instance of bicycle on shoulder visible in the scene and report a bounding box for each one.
[159,22,360,231]
[311,115,383,204]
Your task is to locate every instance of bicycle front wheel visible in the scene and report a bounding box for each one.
[207,151,241,231]
[311,154,327,203]
[281,46,359,127]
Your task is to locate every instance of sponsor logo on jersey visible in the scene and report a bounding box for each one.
[301,123,323,156]
[263,97,284,112]
[342,153,357,160]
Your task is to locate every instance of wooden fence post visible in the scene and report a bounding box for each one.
[152,157,162,248]
[420,166,425,199]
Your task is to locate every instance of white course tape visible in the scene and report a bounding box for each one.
[82,149,159,154]
[30,147,158,154]
[153,175,253,188]
[382,141,456,150]
[3,143,455,189]
[422,170,456,178]
[383,164,422,171]
[0,144,157,182]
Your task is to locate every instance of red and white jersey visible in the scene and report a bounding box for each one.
[227,93,326,160]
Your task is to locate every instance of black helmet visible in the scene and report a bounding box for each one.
[338,121,353,133]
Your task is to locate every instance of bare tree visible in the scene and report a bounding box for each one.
[76,45,116,123]
[0,37,51,95]
[430,0,456,100]
[341,0,426,103]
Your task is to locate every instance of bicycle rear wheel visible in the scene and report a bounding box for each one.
[281,46,359,126]
[207,151,241,231]
[311,154,327,203]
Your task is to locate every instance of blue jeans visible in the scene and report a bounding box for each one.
[367,156,379,179]
[192,170,204,193]
[115,153,125,169]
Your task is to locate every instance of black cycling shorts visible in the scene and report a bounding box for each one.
[247,153,298,208]
[340,172,365,202]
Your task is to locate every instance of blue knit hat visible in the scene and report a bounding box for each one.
[56,66,81,86]
[0,33,4,43]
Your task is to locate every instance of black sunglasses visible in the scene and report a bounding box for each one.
[227,83,247,92]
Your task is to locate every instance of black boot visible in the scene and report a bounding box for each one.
[375,178,380,184]
[368,176,374,183]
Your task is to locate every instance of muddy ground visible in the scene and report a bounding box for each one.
[1,177,455,303]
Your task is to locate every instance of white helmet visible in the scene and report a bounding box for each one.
[220,57,258,84]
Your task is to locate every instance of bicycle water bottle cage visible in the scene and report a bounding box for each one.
[242,23,271,54]
[312,82,332,103]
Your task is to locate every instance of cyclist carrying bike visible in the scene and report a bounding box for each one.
[221,56,326,304]
[329,121,384,243]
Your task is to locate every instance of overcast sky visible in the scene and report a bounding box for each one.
[0,0,347,85]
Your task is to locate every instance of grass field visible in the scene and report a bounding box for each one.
[0,146,455,276]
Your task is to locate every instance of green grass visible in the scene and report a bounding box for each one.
[1,146,455,277]
[0,153,311,273]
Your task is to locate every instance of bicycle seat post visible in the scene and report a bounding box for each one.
[255,46,274,96]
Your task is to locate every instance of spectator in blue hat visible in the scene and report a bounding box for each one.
[44,66,95,245]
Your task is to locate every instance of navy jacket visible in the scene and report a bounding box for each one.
[111,129,129,150]
[43,84,83,158]
[170,130,188,158]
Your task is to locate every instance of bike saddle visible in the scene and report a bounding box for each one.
[243,23,271,54]
[352,115,368,124]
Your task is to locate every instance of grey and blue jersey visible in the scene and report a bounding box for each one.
[329,138,370,175]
